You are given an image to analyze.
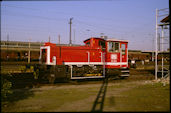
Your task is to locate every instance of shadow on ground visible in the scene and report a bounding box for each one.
[2,88,34,103]
[1,73,35,107]
[91,77,109,112]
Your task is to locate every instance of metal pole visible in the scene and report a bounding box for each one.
[28,38,31,63]
[71,65,73,79]
[74,29,75,44]
[161,26,164,78]
[158,33,160,51]
[152,52,154,61]
[69,18,73,46]
[155,8,158,80]
[49,36,50,42]
[7,34,9,61]
[39,47,42,64]
[103,53,106,77]
[58,35,60,44]
[152,36,154,62]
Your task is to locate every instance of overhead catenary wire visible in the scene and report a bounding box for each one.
[3,3,159,36]
[2,7,126,37]
[74,19,127,36]
[2,4,123,23]
[3,4,168,32]
[3,4,155,37]
[2,4,136,30]
[2,26,61,34]
[2,10,68,22]
[3,10,116,34]
[2,3,165,52]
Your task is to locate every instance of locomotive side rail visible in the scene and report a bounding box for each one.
[71,76,105,79]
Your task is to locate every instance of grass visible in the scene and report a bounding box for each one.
[105,82,170,112]
[1,86,98,112]
[1,81,170,112]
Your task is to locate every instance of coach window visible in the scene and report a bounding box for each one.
[108,42,119,52]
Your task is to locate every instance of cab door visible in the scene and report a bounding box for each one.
[40,46,50,64]
[41,48,47,64]
[120,43,127,62]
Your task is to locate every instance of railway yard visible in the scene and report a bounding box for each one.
[1,31,170,112]
[1,1,170,112]
[1,61,170,112]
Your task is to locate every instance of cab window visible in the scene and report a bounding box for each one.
[115,42,119,52]
[108,42,114,52]
[121,44,125,55]
[108,42,119,52]
[86,42,90,46]
[99,40,105,48]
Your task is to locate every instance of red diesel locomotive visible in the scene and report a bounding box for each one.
[38,37,129,82]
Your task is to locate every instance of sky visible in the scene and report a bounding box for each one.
[1,0,169,51]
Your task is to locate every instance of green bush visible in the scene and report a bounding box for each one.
[1,75,13,100]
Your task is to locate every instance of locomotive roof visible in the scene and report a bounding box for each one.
[106,38,128,42]
[83,37,105,42]
[84,37,128,43]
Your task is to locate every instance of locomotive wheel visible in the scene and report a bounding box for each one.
[48,74,55,84]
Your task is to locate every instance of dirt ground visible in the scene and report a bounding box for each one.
[2,74,170,112]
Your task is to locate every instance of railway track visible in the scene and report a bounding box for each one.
[34,73,155,88]
[1,62,155,89]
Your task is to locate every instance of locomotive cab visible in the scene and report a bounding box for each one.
[106,39,128,68]
[106,38,129,77]
[84,37,106,50]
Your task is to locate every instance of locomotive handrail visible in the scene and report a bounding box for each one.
[87,51,90,63]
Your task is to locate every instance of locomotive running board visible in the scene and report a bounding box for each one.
[71,76,105,79]
[64,62,127,65]
[70,65,105,79]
